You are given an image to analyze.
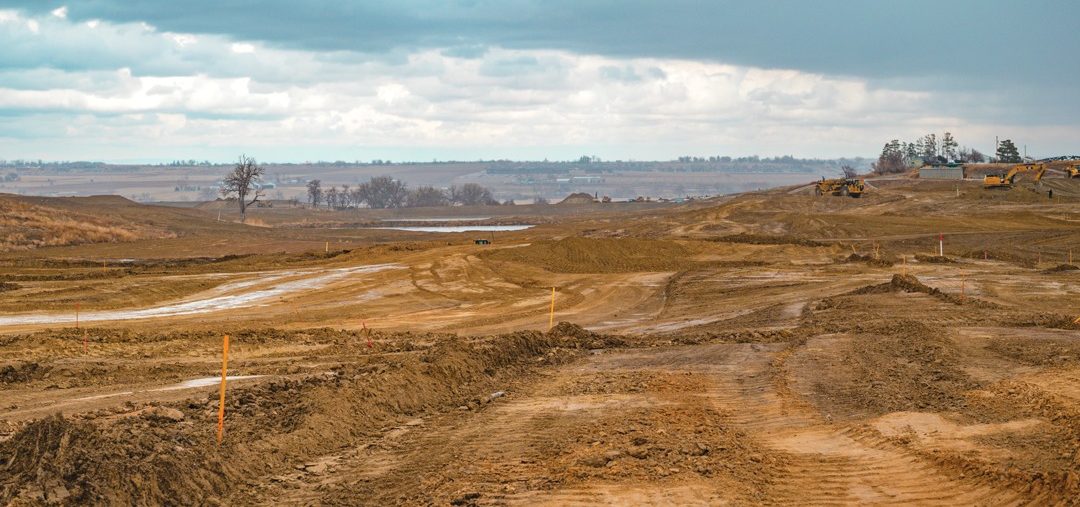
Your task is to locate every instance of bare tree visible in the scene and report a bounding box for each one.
[349,186,366,208]
[306,179,322,208]
[841,165,858,178]
[325,186,338,209]
[450,183,496,206]
[220,154,264,221]
[340,184,351,208]
[361,176,408,209]
[406,186,448,207]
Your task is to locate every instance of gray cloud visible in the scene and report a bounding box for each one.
[3,0,1075,82]
[0,1,1076,161]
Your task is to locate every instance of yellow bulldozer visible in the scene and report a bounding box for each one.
[815,178,865,197]
[983,163,1046,189]
[1067,164,1080,179]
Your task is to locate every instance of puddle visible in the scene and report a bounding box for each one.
[73,391,134,402]
[368,225,534,233]
[380,217,492,222]
[0,263,401,326]
[152,375,265,391]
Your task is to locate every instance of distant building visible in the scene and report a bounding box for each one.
[918,165,964,180]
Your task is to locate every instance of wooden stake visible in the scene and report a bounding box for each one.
[83,328,88,355]
[217,334,230,445]
[325,241,329,253]
[75,303,80,329]
[549,287,556,331]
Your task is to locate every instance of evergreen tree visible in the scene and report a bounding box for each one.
[996,139,1022,163]
[941,132,959,161]
[921,134,937,159]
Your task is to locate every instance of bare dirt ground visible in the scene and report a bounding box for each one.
[2,178,1080,505]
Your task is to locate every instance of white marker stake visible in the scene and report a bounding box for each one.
[939,233,944,257]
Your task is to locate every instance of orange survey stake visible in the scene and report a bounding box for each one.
[217,334,230,445]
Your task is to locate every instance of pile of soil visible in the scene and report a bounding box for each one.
[844,274,994,307]
[843,253,895,267]
[1043,264,1080,273]
[915,254,957,264]
[0,282,18,293]
[806,320,979,418]
[557,193,596,205]
[481,237,693,273]
[0,329,580,505]
[712,233,825,247]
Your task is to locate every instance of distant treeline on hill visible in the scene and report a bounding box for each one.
[484,157,870,175]
[1,156,872,175]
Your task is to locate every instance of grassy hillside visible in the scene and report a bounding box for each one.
[0,194,234,251]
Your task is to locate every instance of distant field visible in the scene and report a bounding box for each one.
[0,160,853,204]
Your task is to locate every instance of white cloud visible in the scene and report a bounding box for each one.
[51,6,68,19]
[26,19,38,34]
[170,33,197,47]
[230,42,255,54]
[0,9,1074,161]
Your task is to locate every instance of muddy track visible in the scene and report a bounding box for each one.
[223,340,1042,505]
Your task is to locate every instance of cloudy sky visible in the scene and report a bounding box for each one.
[0,1,1076,162]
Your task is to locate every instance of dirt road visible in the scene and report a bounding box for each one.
[233,341,1046,505]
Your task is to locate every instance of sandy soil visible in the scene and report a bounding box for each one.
[2,179,1080,504]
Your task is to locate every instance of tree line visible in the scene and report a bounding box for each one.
[871,132,1026,174]
[305,177,500,209]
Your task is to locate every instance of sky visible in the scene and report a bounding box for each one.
[0,0,1076,163]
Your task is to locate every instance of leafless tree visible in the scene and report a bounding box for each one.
[325,186,339,209]
[407,186,448,207]
[450,183,496,206]
[360,176,408,209]
[349,186,366,208]
[219,154,264,221]
[340,184,352,208]
[841,165,858,178]
[306,179,322,208]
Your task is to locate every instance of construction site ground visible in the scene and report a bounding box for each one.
[2,178,1080,505]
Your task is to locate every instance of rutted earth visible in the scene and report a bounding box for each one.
[3,183,1080,505]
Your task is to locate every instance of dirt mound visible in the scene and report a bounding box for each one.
[806,320,979,418]
[842,274,995,308]
[843,253,895,267]
[0,329,575,505]
[0,282,18,293]
[557,192,596,205]
[481,237,693,273]
[1043,263,1080,273]
[915,254,957,263]
[547,322,627,348]
[712,233,825,247]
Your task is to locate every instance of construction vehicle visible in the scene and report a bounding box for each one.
[815,178,865,197]
[983,163,1046,189]
[1067,164,1080,179]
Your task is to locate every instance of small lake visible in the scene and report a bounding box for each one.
[370,225,534,233]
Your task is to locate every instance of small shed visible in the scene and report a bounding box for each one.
[919,165,964,180]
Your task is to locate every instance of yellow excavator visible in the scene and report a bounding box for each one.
[815,178,865,197]
[983,163,1046,189]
